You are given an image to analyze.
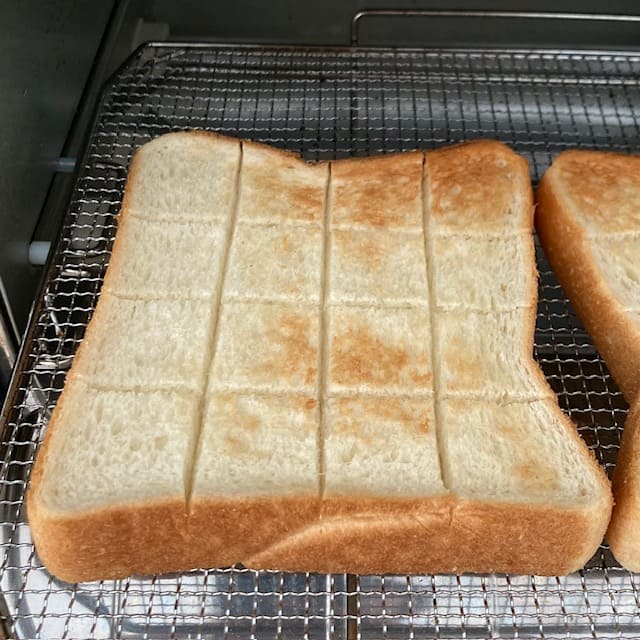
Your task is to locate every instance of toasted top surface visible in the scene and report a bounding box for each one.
[547,149,640,234]
[426,140,533,234]
[194,392,319,497]
[239,140,327,224]
[34,134,609,522]
[331,152,424,230]
[122,131,241,222]
[39,378,198,512]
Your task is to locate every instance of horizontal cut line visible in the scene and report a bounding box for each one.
[63,377,201,398]
[117,215,221,229]
[585,231,640,240]
[205,384,434,399]
[435,304,537,315]
[327,387,434,398]
[222,293,320,305]
[219,297,319,308]
[327,299,429,310]
[434,229,534,240]
[102,288,214,302]
[330,223,424,234]
[432,228,533,238]
[127,211,230,225]
[441,391,555,404]
[236,217,322,229]
[208,383,318,395]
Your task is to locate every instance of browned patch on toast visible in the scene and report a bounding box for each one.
[516,461,559,492]
[330,322,431,388]
[441,332,484,385]
[553,150,640,232]
[330,396,432,439]
[331,152,423,229]
[257,311,318,387]
[240,140,326,223]
[427,140,532,231]
[333,228,387,271]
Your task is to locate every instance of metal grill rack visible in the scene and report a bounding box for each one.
[1,43,639,639]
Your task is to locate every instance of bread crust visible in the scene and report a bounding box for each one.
[246,496,610,576]
[26,381,189,582]
[28,383,322,582]
[609,399,640,571]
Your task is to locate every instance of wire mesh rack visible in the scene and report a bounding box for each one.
[1,43,640,639]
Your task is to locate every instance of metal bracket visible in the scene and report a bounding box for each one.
[351,9,640,46]
[0,285,17,403]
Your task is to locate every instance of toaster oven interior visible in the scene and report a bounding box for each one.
[2,3,640,638]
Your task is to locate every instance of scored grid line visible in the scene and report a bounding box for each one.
[185,140,244,505]
[420,153,449,491]
[317,163,332,501]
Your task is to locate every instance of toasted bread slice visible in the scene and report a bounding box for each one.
[536,149,640,571]
[537,150,640,402]
[28,135,612,582]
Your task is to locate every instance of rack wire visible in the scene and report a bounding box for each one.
[1,43,639,639]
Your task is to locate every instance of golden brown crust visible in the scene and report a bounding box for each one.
[28,497,190,583]
[186,496,320,570]
[28,386,321,582]
[536,156,640,402]
[609,398,640,571]
[246,496,610,576]
[26,383,188,582]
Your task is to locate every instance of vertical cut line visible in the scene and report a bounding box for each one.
[420,153,450,490]
[317,162,332,500]
[185,141,244,506]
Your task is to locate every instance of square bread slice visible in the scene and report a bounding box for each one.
[432,232,537,312]
[102,216,226,299]
[441,397,606,504]
[238,140,328,224]
[330,152,424,230]
[72,293,213,392]
[187,392,321,569]
[28,378,199,581]
[193,392,319,497]
[122,130,241,222]
[327,305,433,395]
[536,149,640,571]
[425,140,533,235]
[436,307,551,400]
[324,395,444,499]
[329,228,429,306]
[210,301,320,394]
[224,221,323,303]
